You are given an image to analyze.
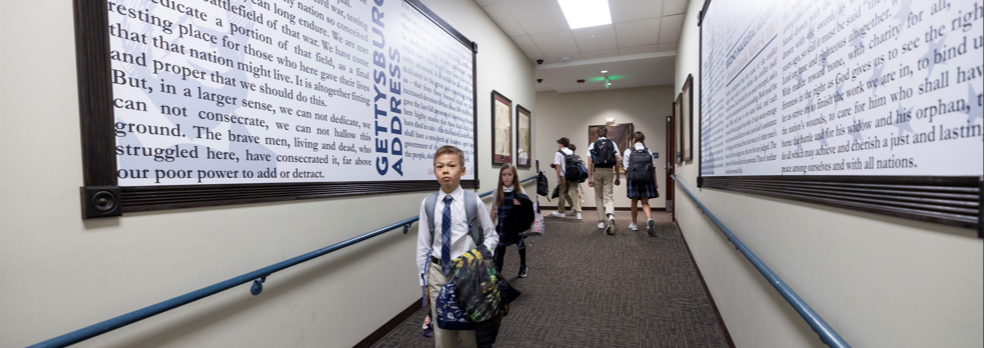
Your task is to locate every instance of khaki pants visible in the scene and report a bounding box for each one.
[428,260,477,348]
[558,178,581,214]
[592,169,615,222]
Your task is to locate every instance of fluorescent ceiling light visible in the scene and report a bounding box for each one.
[601,70,608,73]
[558,0,612,29]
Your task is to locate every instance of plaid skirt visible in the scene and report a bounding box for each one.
[626,178,659,199]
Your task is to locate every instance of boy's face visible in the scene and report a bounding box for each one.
[434,154,465,189]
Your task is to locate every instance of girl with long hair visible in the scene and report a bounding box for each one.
[489,163,530,277]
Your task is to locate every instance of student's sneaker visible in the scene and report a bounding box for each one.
[647,219,656,237]
[518,265,528,278]
[597,221,606,229]
[551,212,566,218]
[628,223,638,231]
[605,215,616,235]
[575,213,582,220]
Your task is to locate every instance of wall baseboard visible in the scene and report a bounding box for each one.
[353,298,422,348]
[541,206,667,212]
[675,221,736,348]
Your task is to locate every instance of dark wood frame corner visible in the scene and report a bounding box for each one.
[674,94,683,165]
[682,74,695,163]
[515,104,532,168]
[490,90,513,166]
[76,0,480,218]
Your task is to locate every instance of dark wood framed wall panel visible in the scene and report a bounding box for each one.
[698,176,982,229]
[76,0,479,218]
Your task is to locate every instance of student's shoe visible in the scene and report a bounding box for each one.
[518,265,528,278]
[575,213,582,220]
[628,223,638,231]
[647,219,656,237]
[597,221,606,229]
[551,212,566,218]
[606,215,616,235]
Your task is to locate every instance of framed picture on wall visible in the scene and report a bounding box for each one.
[491,90,513,165]
[516,105,532,168]
[681,74,694,162]
[675,94,683,165]
[589,123,634,173]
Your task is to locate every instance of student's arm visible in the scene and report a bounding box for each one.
[652,150,659,188]
[475,200,499,254]
[587,146,596,187]
[613,143,621,186]
[416,199,430,287]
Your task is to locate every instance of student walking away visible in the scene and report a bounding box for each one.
[623,131,660,237]
[552,137,584,220]
[568,144,586,213]
[490,164,535,278]
[587,127,621,235]
[417,146,500,348]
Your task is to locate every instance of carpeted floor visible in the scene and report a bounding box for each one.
[372,211,730,348]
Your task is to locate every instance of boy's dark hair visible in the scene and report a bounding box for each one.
[568,143,577,151]
[596,126,608,137]
[557,137,570,147]
[434,145,465,165]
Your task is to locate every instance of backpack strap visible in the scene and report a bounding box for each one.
[425,192,439,245]
[464,190,483,246]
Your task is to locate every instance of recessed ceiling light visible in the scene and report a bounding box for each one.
[558,0,612,30]
[601,70,608,73]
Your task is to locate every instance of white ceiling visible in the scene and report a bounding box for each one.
[476,0,689,93]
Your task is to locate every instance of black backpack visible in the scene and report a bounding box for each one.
[559,150,589,182]
[536,171,550,198]
[627,147,655,182]
[591,139,618,167]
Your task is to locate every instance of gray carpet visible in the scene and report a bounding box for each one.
[372,211,730,348]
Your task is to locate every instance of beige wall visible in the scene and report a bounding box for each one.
[673,1,984,347]
[535,86,674,214]
[0,1,535,347]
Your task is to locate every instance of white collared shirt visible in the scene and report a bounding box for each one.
[623,143,654,169]
[587,137,620,162]
[553,147,574,176]
[416,186,498,285]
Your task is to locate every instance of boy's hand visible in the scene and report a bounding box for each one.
[588,179,595,188]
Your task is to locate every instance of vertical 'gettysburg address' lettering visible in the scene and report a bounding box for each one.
[370,0,404,176]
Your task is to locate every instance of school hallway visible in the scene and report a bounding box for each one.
[372,211,731,348]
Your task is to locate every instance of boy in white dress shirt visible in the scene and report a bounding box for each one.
[416,145,499,348]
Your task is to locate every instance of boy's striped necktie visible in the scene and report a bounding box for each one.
[441,195,453,276]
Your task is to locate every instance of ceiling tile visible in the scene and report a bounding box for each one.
[570,25,617,53]
[530,30,580,56]
[475,0,502,6]
[657,42,678,51]
[619,44,658,55]
[615,18,661,48]
[583,48,621,59]
[663,0,688,16]
[482,4,528,37]
[512,36,544,58]
[610,0,664,23]
[506,0,571,35]
[659,14,684,43]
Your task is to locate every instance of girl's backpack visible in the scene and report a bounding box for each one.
[627,148,655,182]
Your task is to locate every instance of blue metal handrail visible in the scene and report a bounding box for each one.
[29,176,538,348]
[672,175,851,348]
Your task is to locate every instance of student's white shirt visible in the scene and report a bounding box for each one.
[586,137,620,162]
[491,185,524,204]
[416,186,498,286]
[623,143,654,169]
[553,147,574,176]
